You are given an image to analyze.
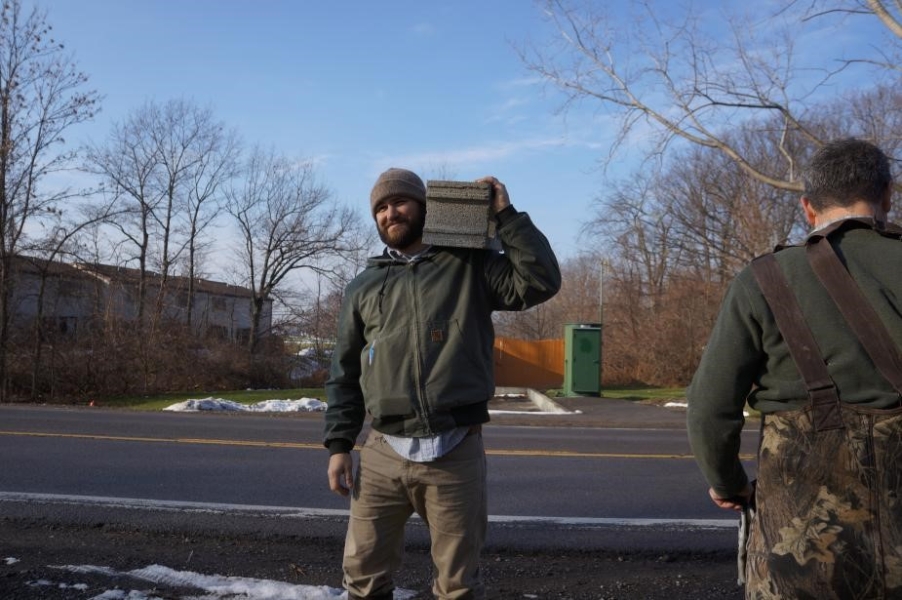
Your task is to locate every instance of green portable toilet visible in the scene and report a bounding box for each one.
[563,323,602,396]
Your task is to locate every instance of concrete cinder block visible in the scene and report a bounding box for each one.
[423,180,501,250]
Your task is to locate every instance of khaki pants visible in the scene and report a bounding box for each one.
[343,429,487,600]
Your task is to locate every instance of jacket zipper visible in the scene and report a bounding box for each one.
[409,260,433,434]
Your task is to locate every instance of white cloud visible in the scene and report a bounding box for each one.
[484,97,533,125]
[411,22,435,37]
[497,76,545,89]
[379,137,565,173]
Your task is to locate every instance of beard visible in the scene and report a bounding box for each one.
[377,209,426,250]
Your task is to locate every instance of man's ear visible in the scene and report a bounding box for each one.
[800,196,818,227]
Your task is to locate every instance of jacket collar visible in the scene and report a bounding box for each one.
[368,245,439,267]
[806,216,883,242]
[770,217,902,253]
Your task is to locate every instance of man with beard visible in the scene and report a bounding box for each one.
[324,168,561,599]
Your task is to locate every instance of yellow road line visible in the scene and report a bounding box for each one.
[489,449,756,460]
[0,430,320,450]
[0,430,755,460]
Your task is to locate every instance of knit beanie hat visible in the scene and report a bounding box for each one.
[370,168,427,216]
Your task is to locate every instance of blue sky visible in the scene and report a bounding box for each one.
[34,0,892,273]
[38,0,612,263]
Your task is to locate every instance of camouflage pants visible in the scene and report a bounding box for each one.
[746,403,902,599]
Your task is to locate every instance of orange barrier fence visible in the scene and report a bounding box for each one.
[493,337,564,389]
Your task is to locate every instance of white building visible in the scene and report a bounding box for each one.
[9,257,272,343]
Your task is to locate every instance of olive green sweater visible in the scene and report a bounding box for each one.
[687,220,902,497]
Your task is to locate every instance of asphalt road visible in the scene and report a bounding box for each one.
[0,402,759,549]
[0,400,757,598]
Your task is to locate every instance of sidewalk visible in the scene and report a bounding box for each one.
[491,393,766,432]
[488,394,693,429]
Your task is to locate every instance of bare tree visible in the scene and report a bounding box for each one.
[660,138,805,281]
[584,173,678,308]
[225,148,364,353]
[21,192,118,400]
[582,86,902,285]
[796,1,902,70]
[493,299,560,340]
[84,109,160,322]
[519,0,902,384]
[143,99,240,325]
[0,0,100,399]
[85,99,238,326]
[540,252,602,328]
[520,0,902,191]
[578,130,808,385]
[494,253,602,341]
[285,235,374,355]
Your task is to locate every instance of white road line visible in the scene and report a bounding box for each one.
[0,491,736,530]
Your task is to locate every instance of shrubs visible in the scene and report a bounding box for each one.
[5,319,292,403]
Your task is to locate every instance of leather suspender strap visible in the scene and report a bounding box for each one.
[807,237,902,395]
[751,254,844,431]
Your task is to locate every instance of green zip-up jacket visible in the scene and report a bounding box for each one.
[324,207,561,455]
[687,218,902,497]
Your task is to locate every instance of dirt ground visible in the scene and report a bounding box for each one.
[0,515,744,600]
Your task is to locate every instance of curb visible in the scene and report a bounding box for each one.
[495,386,572,413]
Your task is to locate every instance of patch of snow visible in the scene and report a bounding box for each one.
[488,409,582,415]
[164,396,567,417]
[664,401,748,417]
[163,398,326,413]
[54,563,418,599]
[5,557,20,565]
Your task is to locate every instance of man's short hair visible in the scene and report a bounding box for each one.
[802,138,893,211]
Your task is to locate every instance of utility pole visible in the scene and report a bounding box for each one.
[598,259,605,326]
